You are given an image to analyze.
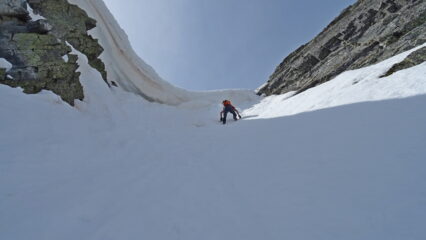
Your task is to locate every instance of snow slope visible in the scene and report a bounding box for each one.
[1,43,426,239]
[1,1,426,239]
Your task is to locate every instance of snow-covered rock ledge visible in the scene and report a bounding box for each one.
[244,43,426,119]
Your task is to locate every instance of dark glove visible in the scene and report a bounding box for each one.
[238,114,242,119]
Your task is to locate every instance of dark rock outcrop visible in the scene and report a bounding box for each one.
[0,67,6,79]
[0,0,108,105]
[26,19,52,33]
[258,0,426,96]
[0,0,30,20]
[28,0,108,82]
[0,0,83,104]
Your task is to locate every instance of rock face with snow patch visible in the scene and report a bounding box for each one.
[0,0,107,105]
[382,46,426,77]
[28,0,107,82]
[258,0,426,96]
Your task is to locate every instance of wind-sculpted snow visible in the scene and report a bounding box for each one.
[66,0,257,106]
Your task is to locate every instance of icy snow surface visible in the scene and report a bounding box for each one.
[1,1,426,239]
[0,58,12,71]
[27,4,46,21]
[62,54,69,62]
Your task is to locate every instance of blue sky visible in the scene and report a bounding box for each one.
[103,0,355,91]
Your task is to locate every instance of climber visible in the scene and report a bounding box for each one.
[220,100,241,124]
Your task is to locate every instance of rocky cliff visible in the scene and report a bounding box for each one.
[0,0,107,105]
[258,0,426,96]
